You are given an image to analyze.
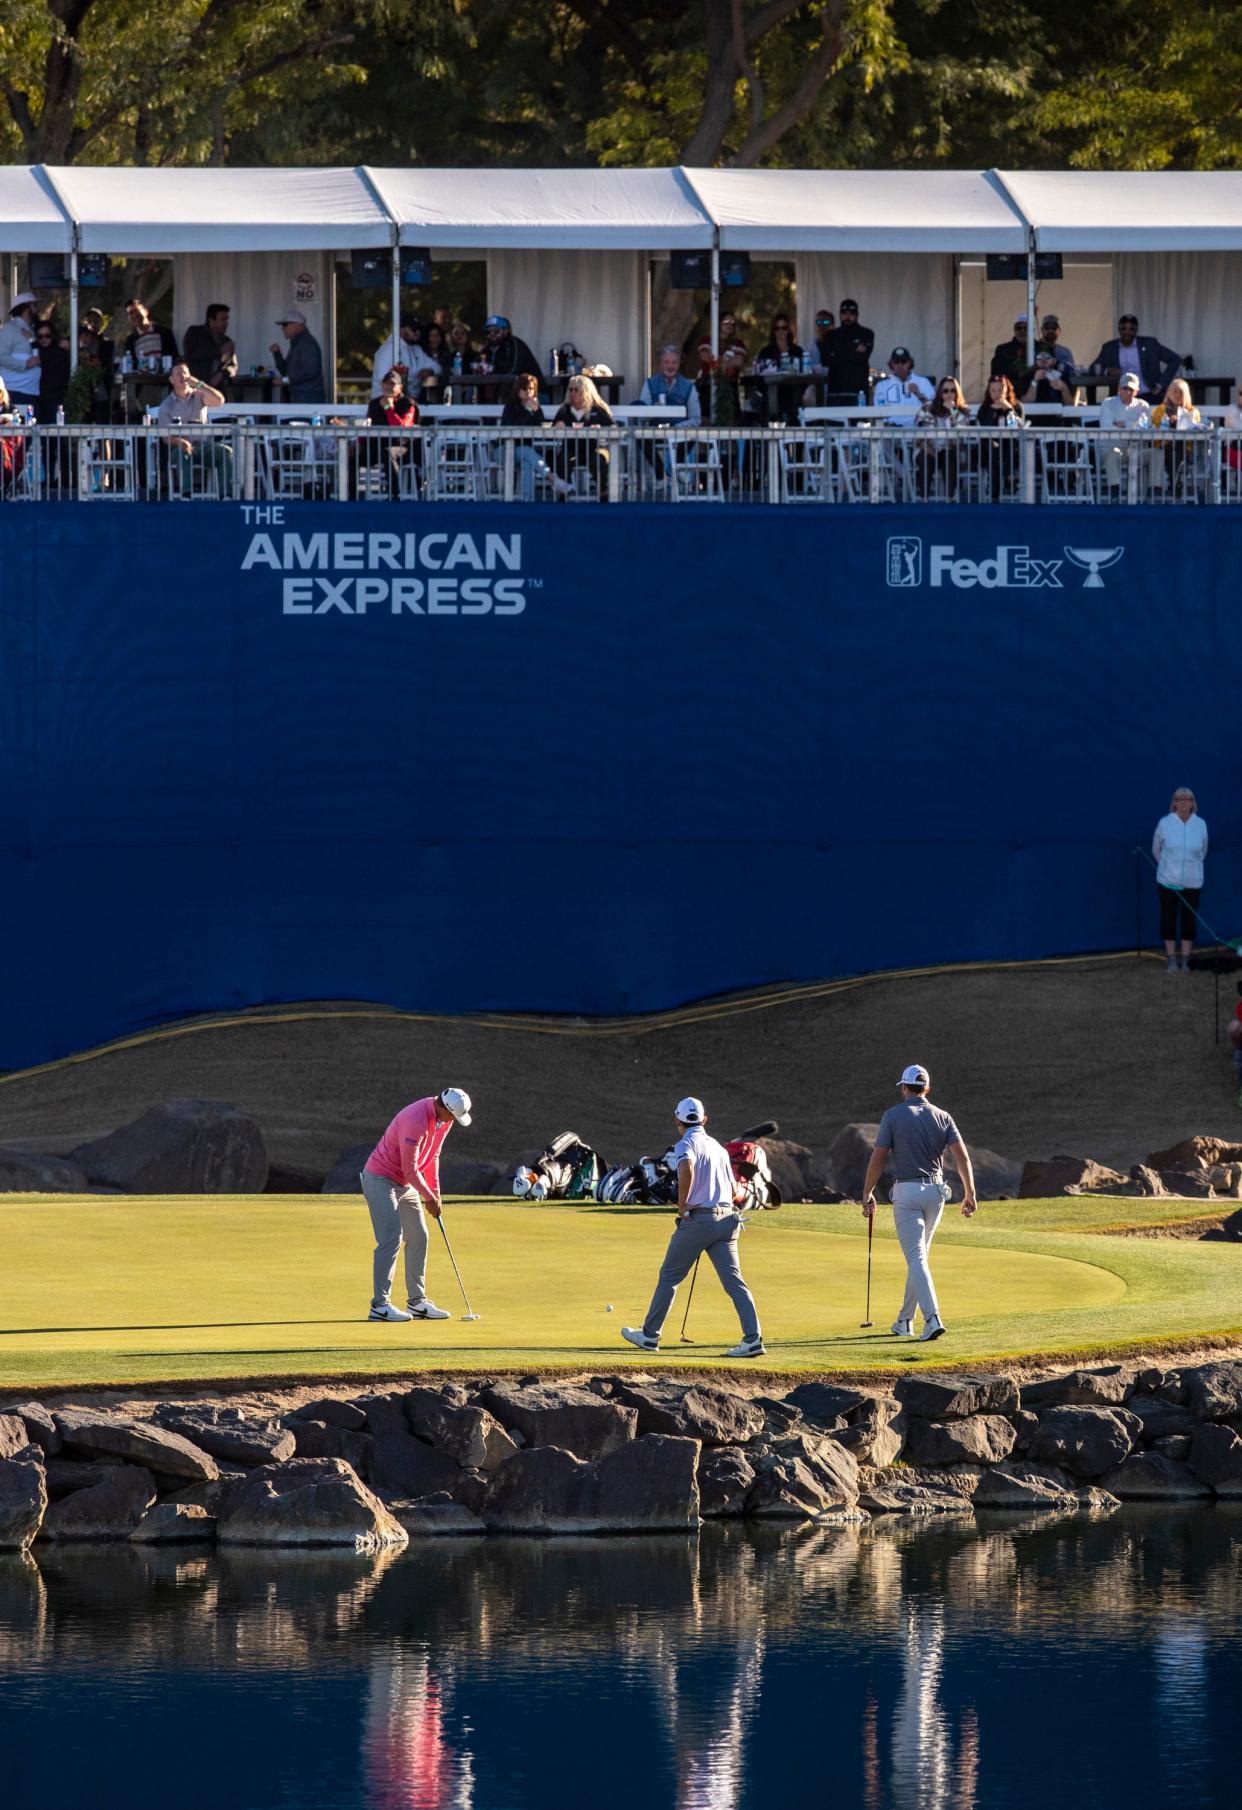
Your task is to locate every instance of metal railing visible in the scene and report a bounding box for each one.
[3,422,1241,506]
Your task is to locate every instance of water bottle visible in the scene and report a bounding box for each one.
[453,351,463,375]
[444,386,453,406]
[26,406,36,427]
[55,404,65,427]
[549,348,560,376]
[857,389,867,406]
[312,413,322,427]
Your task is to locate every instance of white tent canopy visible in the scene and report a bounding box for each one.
[44,166,391,252]
[364,167,714,249]
[0,167,72,251]
[992,171,1242,252]
[683,168,1027,251]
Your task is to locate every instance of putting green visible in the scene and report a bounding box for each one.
[3,1193,1237,1387]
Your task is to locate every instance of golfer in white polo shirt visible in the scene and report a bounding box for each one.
[860,1065,978,1341]
[622,1097,764,1357]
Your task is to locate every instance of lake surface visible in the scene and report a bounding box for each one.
[1,1507,1240,1809]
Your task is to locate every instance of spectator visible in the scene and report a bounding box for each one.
[552,373,613,498]
[360,367,419,499]
[500,371,572,500]
[718,312,745,357]
[975,372,1024,428]
[270,307,325,406]
[156,361,231,494]
[811,308,835,367]
[1152,787,1208,973]
[1222,380,1242,482]
[1098,371,1151,490]
[821,299,875,398]
[123,298,179,364]
[182,303,238,394]
[447,320,477,377]
[32,317,70,424]
[754,312,804,370]
[78,307,114,423]
[479,314,541,381]
[0,292,42,405]
[0,376,26,494]
[1093,313,1180,403]
[990,315,1030,391]
[975,373,1025,501]
[873,347,935,408]
[1022,349,1082,413]
[370,317,436,400]
[422,323,451,378]
[1151,377,1202,497]
[637,344,702,423]
[1037,314,1074,373]
[914,376,970,499]
[432,306,454,337]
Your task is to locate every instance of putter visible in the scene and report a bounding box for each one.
[436,1215,481,1320]
[678,1255,701,1344]
[860,1209,874,1328]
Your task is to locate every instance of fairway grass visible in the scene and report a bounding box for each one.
[1,1195,1239,1388]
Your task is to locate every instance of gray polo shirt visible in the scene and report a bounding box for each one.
[875,1098,962,1184]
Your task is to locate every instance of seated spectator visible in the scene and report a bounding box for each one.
[821,300,875,398]
[370,317,436,400]
[1037,314,1074,374]
[638,344,702,422]
[915,376,969,425]
[78,308,115,423]
[1097,371,1152,491]
[1150,377,1200,431]
[182,304,238,394]
[123,298,178,365]
[975,372,1024,429]
[500,371,571,500]
[448,321,477,377]
[32,316,70,424]
[155,361,231,493]
[873,347,935,408]
[0,292,41,405]
[1093,313,1180,403]
[914,376,970,499]
[1022,350,1082,413]
[1222,380,1242,477]
[975,373,1025,502]
[479,315,541,381]
[754,313,804,370]
[0,376,27,493]
[359,367,419,499]
[552,373,613,498]
[990,315,1030,391]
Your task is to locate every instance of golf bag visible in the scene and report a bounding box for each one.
[725,1137,782,1211]
[512,1131,605,1201]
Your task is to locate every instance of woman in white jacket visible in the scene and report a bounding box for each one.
[1153,787,1208,972]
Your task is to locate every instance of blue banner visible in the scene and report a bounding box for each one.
[2,501,1239,1069]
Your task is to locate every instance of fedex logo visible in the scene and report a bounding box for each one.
[928,543,1062,589]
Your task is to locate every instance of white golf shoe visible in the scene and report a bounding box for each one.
[409,1300,451,1320]
[920,1316,947,1341]
[368,1301,413,1322]
[891,1319,913,1337]
[725,1336,766,1358]
[621,1326,660,1351]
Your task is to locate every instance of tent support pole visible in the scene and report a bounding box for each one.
[390,247,401,382]
[1026,228,1037,365]
[710,241,720,415]
[69,248,79,373]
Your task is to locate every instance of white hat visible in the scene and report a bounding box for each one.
[10,291,37,310]
[275,306,307,325]
[1119,371,1140,389]
[440,1086,472,1126]
[675,1096,706,1124]
[898,1064,930,1088]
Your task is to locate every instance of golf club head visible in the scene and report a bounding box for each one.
[462,1312,481,1322]
[860,1320,874,1328]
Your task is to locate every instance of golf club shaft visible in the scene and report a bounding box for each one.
[679,1254,701,1342]
[436,1215,476,1317]
[862,1210,874,1325]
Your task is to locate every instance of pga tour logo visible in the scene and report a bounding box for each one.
[886,538,1124,590]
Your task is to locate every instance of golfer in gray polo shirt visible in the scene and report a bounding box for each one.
[621,1096,764,1357]
[861,1064,978,1341]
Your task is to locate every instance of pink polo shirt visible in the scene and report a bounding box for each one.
[366,1096,453,1200]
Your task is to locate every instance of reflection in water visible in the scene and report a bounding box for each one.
[0,1508,1239,1809]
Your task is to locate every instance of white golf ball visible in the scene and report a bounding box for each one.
[605,1304,614,1312]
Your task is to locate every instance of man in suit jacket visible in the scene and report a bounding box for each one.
[1093,313,1180,403]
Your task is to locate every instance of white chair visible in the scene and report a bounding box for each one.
[1037,433,1095,504]
[665,434,724,502]
[779,431,828,502]
[78,433,139,500]
[431,431,487,500]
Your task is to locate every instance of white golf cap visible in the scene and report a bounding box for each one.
[1119,372,1140,389]
[11,291,38,309]
[675,1096,706,1123]
[898,1064,930,1087]
[275,306,307,325]
[440,1086,472,1126]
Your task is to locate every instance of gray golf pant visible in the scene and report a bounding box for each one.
[892,1181,946,1324]
[361,1169,430,1307]
[643,1211,760,1343]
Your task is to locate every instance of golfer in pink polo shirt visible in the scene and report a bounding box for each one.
[361,1086,473,1321]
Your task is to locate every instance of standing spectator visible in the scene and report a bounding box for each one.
[78,308,115,423]
[270,307,325,406]
[479,314,541,380]
[32,317,70,424]
[432,306,454,337]
[754,312,804,369]
[422,322,451,378]
[1037,314,1075,373]
[370,317,435,400]
[811,308,835,367]
[637,344,701,422]
[122,298,178,364]
[822,299,875,398]
[0,292,42,406]
[1153,788,1208,972]
[500,372,571,499]
[975,373,1025,501]
[182,303,238,394]
[718,311,746,358]
[873,347,935,408]
[1093,313,1180,403]
[552,373,613,498]
[447,320,477,377]
[990,315,1030,392]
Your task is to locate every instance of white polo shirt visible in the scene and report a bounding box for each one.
[673,1125,736,1209]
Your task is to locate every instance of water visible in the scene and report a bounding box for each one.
[1,1508,1240,1809]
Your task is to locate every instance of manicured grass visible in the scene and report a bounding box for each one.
[0,1195,1238,1388]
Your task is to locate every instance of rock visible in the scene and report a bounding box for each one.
[755,1138,822,1202]
[0,1401,61,1456]
[940,1147,1023,1202]
[893,1374,1019,1420]
[832,1399,906,1468]
[289,1398,368,1430]
[827,1123,880,1199]
[1151,1435,1191,1460]
[130,1502,215,1543]
[291,1420,374,1476]
[1018,1156,1128,1198]
[1010,1410,1039,1453]
[481,1382,637,1461]
[44,1456,124,1497]
[54,1410,219,1482]
[385,1495,486,1536]
[1121,1394,1200,1441]
[368,1431,461,1498]
[746,1454,840,1519]
[1075,1487,1122,1513]
[69,1099,268,1193]
[606,1380,764,1447]
[782,1382,869,1424]
[1181,1361,1242,1422]
[437,1469,490,1515]
[1099,1452,1212,1500]
[860,1480,973,1515]
[1127,1165,1168,1197]
[754,1396,803,1434]
[153,1406,296,1468]
[483,1435,699,1532]
[354,1392,409,1436]
[0,1148,90,1192]
[698,1447,757,1517]
[769,1431,860,1503]
[402,1389,518,1470]
[1201,1208,1242,1241]
[1145,1135,1242,1172]
[1187,1422,1242,1489]
[1157,1169,1217,1198]
[321,1144,373,1194]
[904,1415,1016,1466]
[1029,1406,1140,1478]
[438,1159,505,1197]
[1020,1366,1132,1410]
[41,1464,157,1539]
[0,1413,31,1460]
[0,1457,47,1548]
[972,1463,1079,1509]
[264,1164,326,1193]
[217,1456,408,1550]
[898,1464,985,1499]
[160,1475,246,1517]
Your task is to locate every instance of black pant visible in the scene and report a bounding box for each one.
[1159,884,1200,942]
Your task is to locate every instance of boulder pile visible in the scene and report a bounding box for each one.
[1,1357,1240,1551]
